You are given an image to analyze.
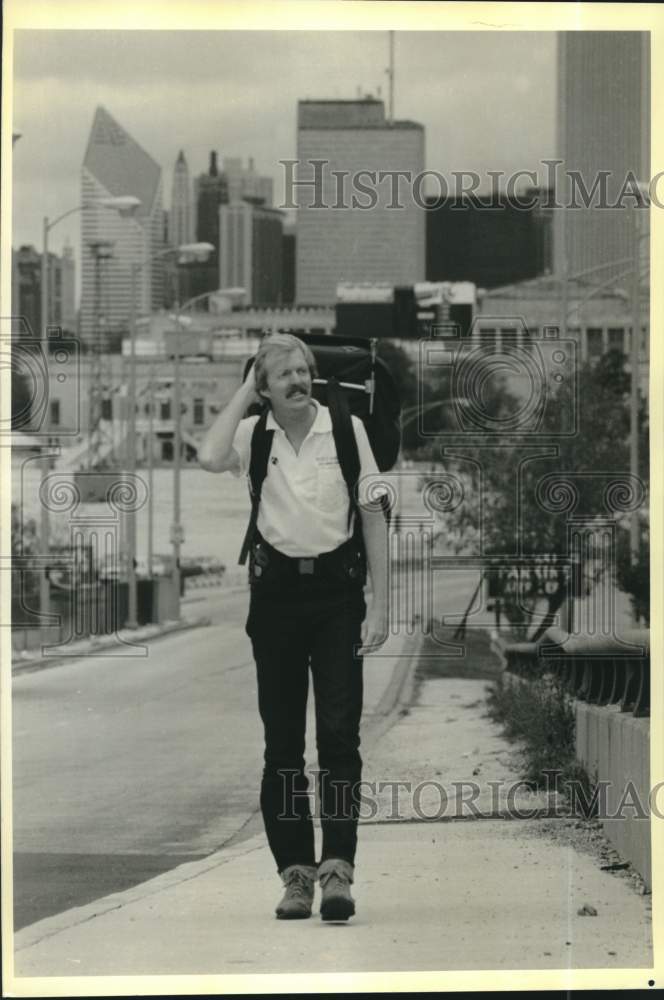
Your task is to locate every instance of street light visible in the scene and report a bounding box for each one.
[126,242,214,628]
[140,284,239,584]
[171,245,215,619]
[39,195,141,620]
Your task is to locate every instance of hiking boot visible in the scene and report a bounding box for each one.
[318,858,355,921]
[275,864,317,919]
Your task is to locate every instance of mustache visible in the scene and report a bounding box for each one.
[286,384,310,398]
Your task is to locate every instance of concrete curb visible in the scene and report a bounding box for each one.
[11,615,212,676]
[14,835,267,952]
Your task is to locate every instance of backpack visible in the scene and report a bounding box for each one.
[238,334,401,565]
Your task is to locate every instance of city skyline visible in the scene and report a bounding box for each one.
[12,29,556,288]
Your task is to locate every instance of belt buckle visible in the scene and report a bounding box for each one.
[298,558,315,575]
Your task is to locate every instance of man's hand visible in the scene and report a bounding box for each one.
[358,603,388,655]
[198,360,260,472]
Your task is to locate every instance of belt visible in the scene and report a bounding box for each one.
[252,532,364,579]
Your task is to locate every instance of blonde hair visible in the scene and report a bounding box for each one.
[254,334,317,397]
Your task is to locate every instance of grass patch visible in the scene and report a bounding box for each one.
[486,670,597,813]
[416,626,503,681]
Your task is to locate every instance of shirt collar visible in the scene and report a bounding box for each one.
[266,398,332,436]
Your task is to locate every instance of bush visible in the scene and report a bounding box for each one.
[487,670,596,811]
[615,523,650,625]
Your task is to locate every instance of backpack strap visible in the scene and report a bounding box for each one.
[238,410,274,565]
[326,377,361,531]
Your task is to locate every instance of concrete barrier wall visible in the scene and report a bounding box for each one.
[575,703,651,890]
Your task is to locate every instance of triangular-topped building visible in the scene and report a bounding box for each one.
[80,106,164,342]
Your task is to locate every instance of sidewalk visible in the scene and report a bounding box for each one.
[10,628,654,983]
[11,613,213,675]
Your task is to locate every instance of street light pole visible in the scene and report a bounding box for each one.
[37,196,140,626]
[124,243,213,624]
[40,216,51,620]
[125,264,139,628]
[147,360,155,579]
[172,269,183,617]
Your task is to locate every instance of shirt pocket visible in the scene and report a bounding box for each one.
[316,459,348,513]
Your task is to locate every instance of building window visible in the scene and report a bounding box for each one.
[160,400,171,420]
[50,399,60,426]
[608,327,625,352]
[193,398,205,425]
[587,327,603,358]
[101,398,113,420]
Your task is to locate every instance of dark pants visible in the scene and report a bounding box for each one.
[245,537,366,873]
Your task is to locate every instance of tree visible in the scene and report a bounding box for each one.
[422,349,650,627]
[11,503,41,622]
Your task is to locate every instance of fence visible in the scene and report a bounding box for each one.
[502,626,651,888]
[503,627,650,718]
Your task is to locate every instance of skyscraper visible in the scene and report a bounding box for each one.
[193,151,227,296]
[81,106,164,342]
[219,199,284,305]
[12,243,77,337]
[224,156,274,207]
[554,32,650,281]
[425,188,554,288]
[169,150,194,248]
[295,98,425,305]
[195,152,227,251]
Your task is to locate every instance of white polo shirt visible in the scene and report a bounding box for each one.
[231,400,382,557]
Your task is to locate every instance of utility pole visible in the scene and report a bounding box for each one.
[40,218,51,619]
[85,240,114,469]
[387,31,395,123]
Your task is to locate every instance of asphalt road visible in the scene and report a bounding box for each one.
[12,587,262,929]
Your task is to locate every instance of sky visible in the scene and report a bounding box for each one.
[11,29,557,280]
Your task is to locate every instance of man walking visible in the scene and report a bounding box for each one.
[199,334,388,921]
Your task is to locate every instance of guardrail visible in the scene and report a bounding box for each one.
[503,627,650,718]
[184,571,227,590]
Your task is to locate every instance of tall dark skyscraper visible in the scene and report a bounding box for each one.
[193,151,228,296]
[426,189,554,289]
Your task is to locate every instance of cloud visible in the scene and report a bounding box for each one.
[10,28,557,256]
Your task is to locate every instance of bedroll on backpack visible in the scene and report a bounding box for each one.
[242,334,401,470]
[238,334,402,565]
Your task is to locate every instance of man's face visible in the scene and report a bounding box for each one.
[262,348,312,413]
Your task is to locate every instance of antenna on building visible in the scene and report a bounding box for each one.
[387,30,395,122]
